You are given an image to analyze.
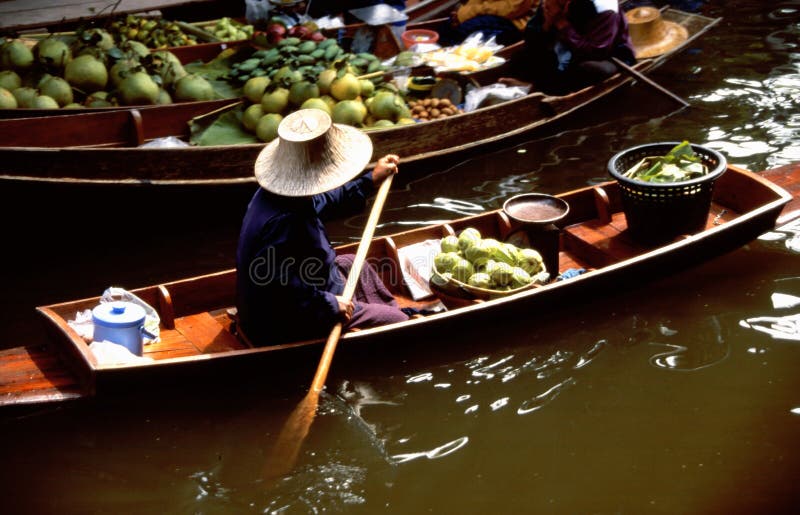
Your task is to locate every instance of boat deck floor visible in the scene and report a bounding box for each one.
[0,344,86,406]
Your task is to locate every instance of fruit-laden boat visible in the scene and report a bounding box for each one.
[0,0,458,34]
[0,5,460,120]
[0,5,718,185]
[0,160,796,410]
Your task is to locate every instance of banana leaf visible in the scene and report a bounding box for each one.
[623,141,708,183]
[189,101,259,146]
[184,47,251,99]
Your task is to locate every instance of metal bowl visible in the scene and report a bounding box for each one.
[502,193,570,226]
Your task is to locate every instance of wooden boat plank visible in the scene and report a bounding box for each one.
[173,312,247,354]
[0,344,87,407]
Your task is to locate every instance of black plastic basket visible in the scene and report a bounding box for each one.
[607,142,727,243]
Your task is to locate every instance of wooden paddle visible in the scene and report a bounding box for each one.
[263,172,395,480]
[611,57,690,108]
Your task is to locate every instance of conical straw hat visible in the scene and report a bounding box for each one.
[625,6,689,59]
[254,109,373,197]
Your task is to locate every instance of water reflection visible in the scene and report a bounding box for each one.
[647,316,729,371]
[331,335,611,466]
[517,378,577,415]
[759,217,800,253]
[391,436,470,464]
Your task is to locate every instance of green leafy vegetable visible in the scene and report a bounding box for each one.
[623,141,709,183]
[189,104,258,146]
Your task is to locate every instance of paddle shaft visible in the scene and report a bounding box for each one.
[308,173,395,394]
[612,57,690,108]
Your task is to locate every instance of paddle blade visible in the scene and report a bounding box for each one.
[263,391,320,482]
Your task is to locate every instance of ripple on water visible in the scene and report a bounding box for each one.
[390,436,470,464]
[647,317,729,371]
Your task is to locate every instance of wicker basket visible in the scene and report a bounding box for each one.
[430,264,544,300]
[607,142,727,243]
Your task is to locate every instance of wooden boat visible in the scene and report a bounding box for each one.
[0,0,233,32]
[0,5,460,120]
[5,0,458,49]
[0,6,718,185]
[1,161,797,409]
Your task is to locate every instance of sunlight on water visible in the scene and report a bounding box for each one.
[647,317,729,371]
[517,377,577,415]
[391,436,470,464]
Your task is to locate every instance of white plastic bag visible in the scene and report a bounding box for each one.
[245,0,271,24]
[138,136,190,148]
[314,15,345,30]
[463,83,530,112]
[89,341,155,365]
[68,309,94,342]
[101,287,161,343]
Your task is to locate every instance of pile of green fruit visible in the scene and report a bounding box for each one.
[233,38,417,140]
[431,227,548,296]
[207,17,254,42]
[0,33,219,109]
[105,14,199,48]
[227,37,368,84]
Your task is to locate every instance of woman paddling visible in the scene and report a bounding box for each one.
[235,109,408,346]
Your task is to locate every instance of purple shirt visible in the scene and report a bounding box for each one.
[558,8,635,63]
[236,172,375,345]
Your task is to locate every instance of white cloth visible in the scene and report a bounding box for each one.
[592,0,619,13]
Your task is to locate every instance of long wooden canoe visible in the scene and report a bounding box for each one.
[0,0,457,35]
[2,5,459,120]
[0,161,796,409]
[0,7,719,186]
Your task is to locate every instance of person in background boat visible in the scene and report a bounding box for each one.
[440,0,539,46]
[235,109,408,346]
[505,0,636,94]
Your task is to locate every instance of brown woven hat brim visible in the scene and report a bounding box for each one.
[626,7,689,59]
[254,122,373,197]
[633,21,689,58]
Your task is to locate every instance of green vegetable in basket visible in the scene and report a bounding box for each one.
[458,227,481,251]
[489,240,517,266]
[491,261,514,287]
[483,259,500,276]
[517,247,544,275]
[465,239,498,268]
[434,251,461,274]
[467,272,492,289]
[452,259,475,283]
[510,267,533,289]
[623,141,709,183]
[440,235,460,253]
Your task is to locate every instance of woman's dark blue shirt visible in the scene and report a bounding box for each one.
[236,172,374,345]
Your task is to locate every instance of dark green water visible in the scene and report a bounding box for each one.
[2,1,800,513]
